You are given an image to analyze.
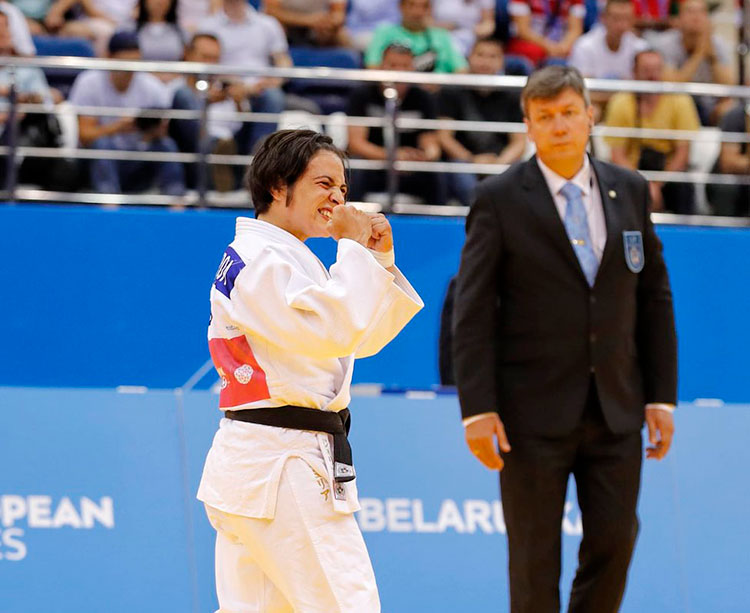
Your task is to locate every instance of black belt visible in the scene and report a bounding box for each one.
[224,406,355,483]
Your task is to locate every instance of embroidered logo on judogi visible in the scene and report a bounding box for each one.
[622,231,645,273]
[311,468,330,502]
[234,364,254,384]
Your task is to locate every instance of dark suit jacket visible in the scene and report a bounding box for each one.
[452,156,678,437]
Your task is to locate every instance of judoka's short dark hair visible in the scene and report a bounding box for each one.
[246,129,348,214]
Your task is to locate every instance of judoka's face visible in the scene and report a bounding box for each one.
[274,151,348,241]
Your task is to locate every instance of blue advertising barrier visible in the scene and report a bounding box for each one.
[0,204,748,401]
[1,387,748,612]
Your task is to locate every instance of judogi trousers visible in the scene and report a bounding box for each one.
[205,458,380,613]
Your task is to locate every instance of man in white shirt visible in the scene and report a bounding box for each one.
[68,31,185,195]
[170,32,245,190]
[453,66,677,613]
[569,0,647,81]
[199,129,423,613]
[203,0,292,154]
[178,0,221,32]
[645,0,734,124]
[568,0,647,119]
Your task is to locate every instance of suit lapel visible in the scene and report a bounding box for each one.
[522,157,588,283]
[591,158,623,282]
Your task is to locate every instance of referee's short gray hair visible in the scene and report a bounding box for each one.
[521,66,591,117]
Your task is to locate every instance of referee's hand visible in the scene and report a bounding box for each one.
[465,413,511,471]
[645,408,675,460]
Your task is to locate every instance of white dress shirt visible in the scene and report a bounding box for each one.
[536,155,607,262]
[463,156,674,426]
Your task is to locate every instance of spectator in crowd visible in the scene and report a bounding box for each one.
[263,0,348,47]
[633,0,678,32]
[432,0,495,57]
[438,38,526,205]
[9,0,55,34]
[506,0,585,65]
[569,0,648,80]
[202,0,291,153]
[51,0,136,50]
[706,103,750,217]
[136,0,186,63]
[346,0,400,52]
[364,0,467,73]
[0,1,35,54]
[47,0,138,56]
[170,32,241,190]
[0,9,72,189]
[605,48,699,213]
[178,0,220,32]
[0,12,49,102]
[68,31,186,195]
[569,0,648,118]
[645,0,734,125]
[347,42,447,204]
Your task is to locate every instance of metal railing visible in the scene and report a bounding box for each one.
[2,55,750,225]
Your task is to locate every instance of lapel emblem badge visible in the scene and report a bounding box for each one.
[623,231,645,273]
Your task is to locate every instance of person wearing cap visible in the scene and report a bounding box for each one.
[453,65,677,613]
[68,30,186,196]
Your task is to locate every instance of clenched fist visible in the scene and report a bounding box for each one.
[367,213,393,253]
[327,205,372,247]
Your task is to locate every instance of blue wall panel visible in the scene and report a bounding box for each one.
[0,204,747,401]
[1,388,749,612]
[0,388,194,613]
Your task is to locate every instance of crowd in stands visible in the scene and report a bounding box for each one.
[0,0,748,216]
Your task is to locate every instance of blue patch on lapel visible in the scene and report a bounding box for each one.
[623,231,645,273]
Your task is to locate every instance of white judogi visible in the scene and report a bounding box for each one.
[198,217,423,613]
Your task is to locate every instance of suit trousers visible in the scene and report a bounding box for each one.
[499,381,642,613]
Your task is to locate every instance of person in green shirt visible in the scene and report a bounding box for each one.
[364,0,468,73]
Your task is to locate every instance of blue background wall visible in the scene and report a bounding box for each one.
[1,388,749,613]
[1,204,748,611]
[0,204,748,401]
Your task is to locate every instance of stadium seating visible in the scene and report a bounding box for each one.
[32,35,95,97]
[286,46,363,114]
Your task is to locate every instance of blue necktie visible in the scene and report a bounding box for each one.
[560,182,599,287]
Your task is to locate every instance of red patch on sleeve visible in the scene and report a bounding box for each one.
[209,336,271,408]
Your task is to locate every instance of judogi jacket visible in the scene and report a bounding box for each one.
[198,217,423,517]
